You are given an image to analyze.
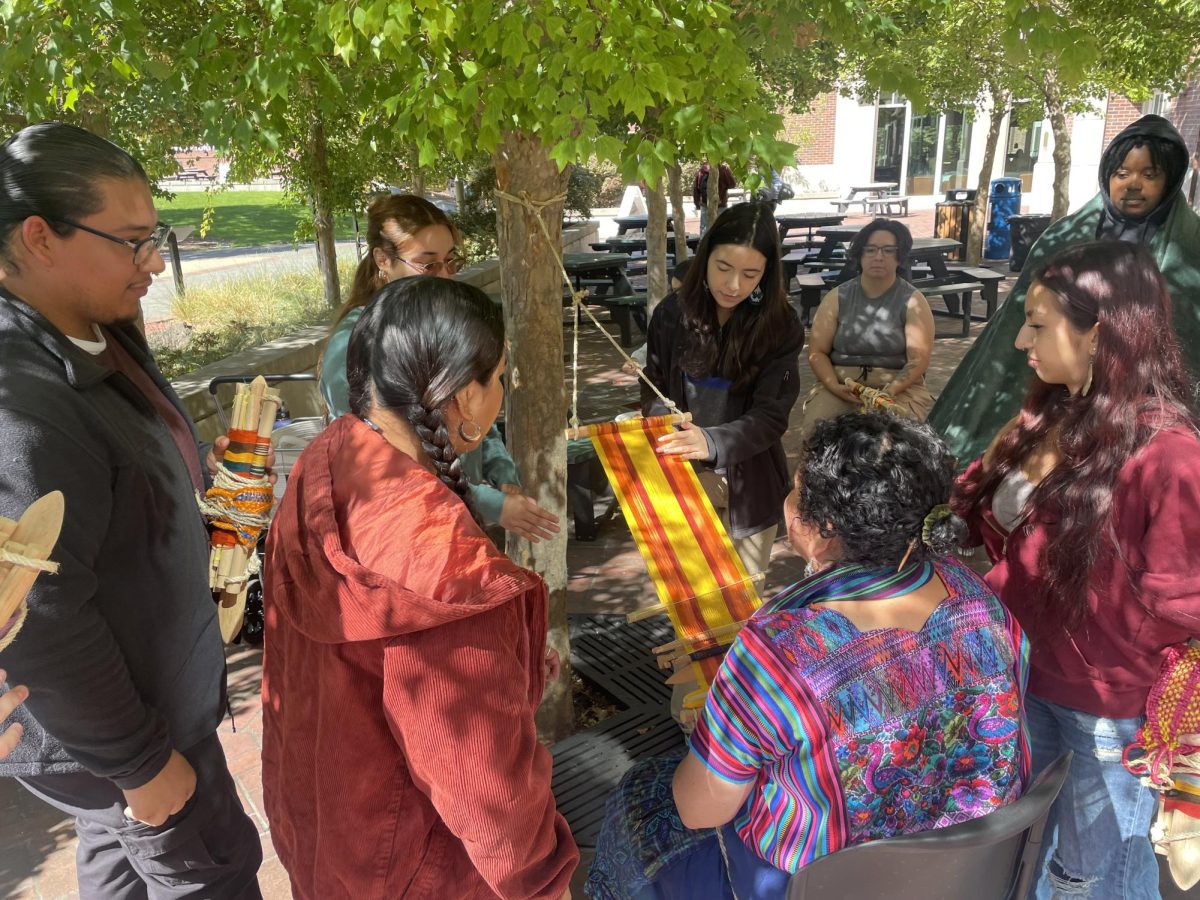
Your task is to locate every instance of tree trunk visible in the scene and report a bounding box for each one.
[308,116,341,307]
[646,178,669,313]
[706,162,720,230]
[967,90,1009,265]
[668,163,688,262]
[412,167,425,198]
[1045,76,1072,222]
[494,131,574,744]
[455,176,467,211]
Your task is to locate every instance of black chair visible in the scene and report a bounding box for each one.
[785,752,1072,900]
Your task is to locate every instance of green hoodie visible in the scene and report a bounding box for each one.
[928,114,1200,466]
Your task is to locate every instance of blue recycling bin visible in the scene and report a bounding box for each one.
[985,176,1022,260]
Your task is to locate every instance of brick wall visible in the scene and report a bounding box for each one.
[1102,93,1142,148]
[1165,80,1200,161]
[781,91,837,165]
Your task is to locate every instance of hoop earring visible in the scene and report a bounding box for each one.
[458,419,482,442]
[749,286,763,305]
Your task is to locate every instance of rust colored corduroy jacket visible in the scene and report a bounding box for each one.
[261,415,577,899]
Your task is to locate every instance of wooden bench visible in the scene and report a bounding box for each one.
[866,195,910,217]
[592,293,647,347]
[921,281,985,338]
[946,265,1006,318]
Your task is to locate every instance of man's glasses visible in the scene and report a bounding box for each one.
[862,245,900,258]
[391,252,465,276]
[55,219,173,266]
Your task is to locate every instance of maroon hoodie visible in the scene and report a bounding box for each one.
[261,415,577,899]
[959,425,1200,718]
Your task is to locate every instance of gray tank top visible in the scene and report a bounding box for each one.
[992,468,1034,532]
[830,276,915,370]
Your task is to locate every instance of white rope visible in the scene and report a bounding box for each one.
[0,602,28,653]
[493,188,680,431]
[195,467,273,534]
[0,547,59,574]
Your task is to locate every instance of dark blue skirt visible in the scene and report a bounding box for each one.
[586,756,791,900]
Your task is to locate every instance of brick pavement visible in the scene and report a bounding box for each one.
[0,207,1003,899]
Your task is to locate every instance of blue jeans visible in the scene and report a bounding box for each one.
[1025,694,1159,900]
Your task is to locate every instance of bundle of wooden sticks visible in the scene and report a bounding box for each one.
[199,376,280,642]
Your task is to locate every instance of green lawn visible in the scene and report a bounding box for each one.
[155,190,357,248]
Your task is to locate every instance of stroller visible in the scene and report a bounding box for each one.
[207,374,329,645]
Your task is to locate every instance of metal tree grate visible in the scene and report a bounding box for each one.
[551,613,685,848]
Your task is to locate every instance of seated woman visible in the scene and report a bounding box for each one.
[263,277,577,899]
[587,413,1030,900]
[320,192,558,543]
[799,219,935,435]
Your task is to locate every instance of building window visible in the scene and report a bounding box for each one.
[1144,92,1167,116]
[1004,102,1041,192]
[873,95,907,185]
[906,111,939,195]
[940,111,974,192]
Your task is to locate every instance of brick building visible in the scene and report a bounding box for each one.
[782,81,1200,215]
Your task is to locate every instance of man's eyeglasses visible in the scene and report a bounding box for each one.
[862,245,900,258]
[55,219,173,266]
[391,252,465,276]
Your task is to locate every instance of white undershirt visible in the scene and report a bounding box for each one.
[67,324,107,356]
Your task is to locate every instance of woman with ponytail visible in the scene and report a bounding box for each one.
[262,277,577,899]
[954,240,1200,899]
[588,412,1029,899]
[320,193,558,542]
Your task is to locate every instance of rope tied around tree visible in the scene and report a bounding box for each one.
[492,188,680,435]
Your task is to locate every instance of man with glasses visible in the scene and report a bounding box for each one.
[0,122,262,897]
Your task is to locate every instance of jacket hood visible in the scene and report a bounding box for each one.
[264,415,539,645]
[1098,114,1189,243]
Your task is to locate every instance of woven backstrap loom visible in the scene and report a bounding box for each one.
[576,415,762,710]
[1124,639,1200,890]
[496,188,763,711]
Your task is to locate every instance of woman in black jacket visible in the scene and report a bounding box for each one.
[642,201,803,580]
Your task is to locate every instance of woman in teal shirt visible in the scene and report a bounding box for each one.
[321,193,558,541]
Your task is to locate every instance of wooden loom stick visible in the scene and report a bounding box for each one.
[564,410,692,440]
[0,492,65,628]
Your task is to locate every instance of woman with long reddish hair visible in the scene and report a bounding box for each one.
[954,240,1200,899]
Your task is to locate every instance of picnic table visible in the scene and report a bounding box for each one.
[831,182,899,214]
[600,234,700,256]
[561,252,645,346]
[612,214,675,236]
[775,213,845,247]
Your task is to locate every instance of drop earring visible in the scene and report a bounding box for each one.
[749,286,763,305]
[1081,351,1095,397]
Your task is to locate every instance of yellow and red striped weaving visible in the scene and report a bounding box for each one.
[583,414,761,707]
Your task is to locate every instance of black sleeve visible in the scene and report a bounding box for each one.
[705,313,804,468]
[0,409,172,789]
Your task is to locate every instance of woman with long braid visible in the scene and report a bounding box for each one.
[261,277,577,899]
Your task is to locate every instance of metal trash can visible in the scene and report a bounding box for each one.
[985,177,1022,260]
[944,188,978,203]
[935,200,975,261]
[1008,214,1053,272]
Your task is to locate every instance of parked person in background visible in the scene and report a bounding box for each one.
[587,413,1030,900]
[954,241,1200,899]
[320,192,558,543]
[930,114,1200,466]
[0,122,261,897]
[693,161,737,233]
[798,218,934,436]
[263,277,577,899]
[641,201,802,582]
